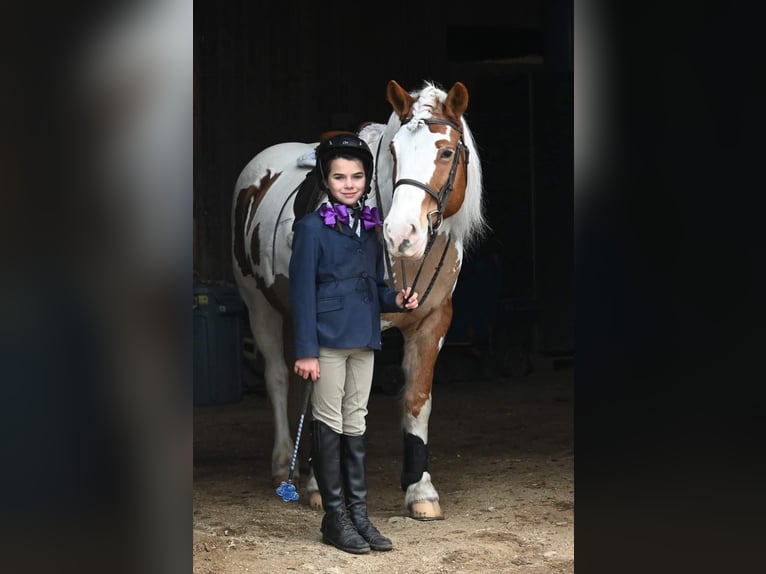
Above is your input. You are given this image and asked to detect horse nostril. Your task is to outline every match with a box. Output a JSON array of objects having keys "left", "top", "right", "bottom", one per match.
[
  {"left": 398, "top": 239, "right": 410, "bottom": 253},
  {"left": 410, "top": 224, "right": 416, "bottom": 236}
]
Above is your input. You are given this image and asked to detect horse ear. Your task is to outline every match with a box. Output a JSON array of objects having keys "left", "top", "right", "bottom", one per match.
[
  {"left": 386, "top": 80, "right": 414, "bottom": 121},
  {"left": 445, "top": 81, "right": 470, "bottom": 117}
]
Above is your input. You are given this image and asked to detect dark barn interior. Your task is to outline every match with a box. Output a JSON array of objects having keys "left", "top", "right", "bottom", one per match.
[{"left": 194, "top": 0, "right": 573, "bottom": 367}]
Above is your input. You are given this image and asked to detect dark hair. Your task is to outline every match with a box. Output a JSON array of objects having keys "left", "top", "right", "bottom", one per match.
[{"left": 315, "top": 134, "right": 373, "bottom": 197}]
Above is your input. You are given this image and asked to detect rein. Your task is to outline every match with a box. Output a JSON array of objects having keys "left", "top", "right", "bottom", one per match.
[
  {"left": 399, "top": 232, "right": 452, "bottom": 309},
  {"left": 373, "top": 137, "right": 397, "bottom": 293},
  {"left": 272, "top": 184, "right": 301, "bottom": 277},
  {"left": 373, "top": 117, "right": 468, "bottom": 307}
]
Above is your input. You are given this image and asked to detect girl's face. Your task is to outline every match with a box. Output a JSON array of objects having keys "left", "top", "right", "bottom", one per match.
[{"left": 326, "top": 157, "right": 366, "bottom": 207}]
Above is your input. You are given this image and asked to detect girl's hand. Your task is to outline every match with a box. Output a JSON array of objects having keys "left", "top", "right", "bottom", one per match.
[
  {"left": 294, "top": 357, "right": 320, "bottom": 381},
  {"left": 398, "top": 287, "right": 419, "bottom": 310}
]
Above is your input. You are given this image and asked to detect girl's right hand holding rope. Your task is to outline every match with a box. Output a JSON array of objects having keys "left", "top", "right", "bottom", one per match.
[{"left": 398, "top": 287, "right": 419, "bottom": 310}]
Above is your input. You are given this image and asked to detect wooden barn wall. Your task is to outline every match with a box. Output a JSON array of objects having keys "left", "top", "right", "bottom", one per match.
[
  {"left": 194, "top": 1, "right": 447, "bottom": 283},
  {"left": 194, "top": 0, "right": 573, "bottom": 354}
]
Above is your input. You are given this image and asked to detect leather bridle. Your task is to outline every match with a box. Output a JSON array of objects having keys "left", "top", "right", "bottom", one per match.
[
  {"left": 373, "top": 116, "right": 470, "bottom": 307},
  {"left": 391, "top": 118, "right": 469, "bottom": 236}
]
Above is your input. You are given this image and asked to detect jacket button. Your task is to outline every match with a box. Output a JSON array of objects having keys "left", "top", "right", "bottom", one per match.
[{"left": 361, "top": 272, "right": 368, "bottom": 278}]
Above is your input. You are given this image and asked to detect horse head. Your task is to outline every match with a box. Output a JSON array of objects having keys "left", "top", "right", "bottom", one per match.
[{"left": 382, "top": 80, "right": 476, "bottom": 260}]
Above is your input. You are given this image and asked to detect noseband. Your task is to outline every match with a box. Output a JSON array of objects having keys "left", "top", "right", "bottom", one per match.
[{"left": 391, "top": 118, "right": 469, "bottom": 236}]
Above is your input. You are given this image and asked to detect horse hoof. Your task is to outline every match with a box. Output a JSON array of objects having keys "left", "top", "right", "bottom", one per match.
[
  {"left": 408, "top": 500, "right": 444, "bottom": 521},
  {"left": 309, "top": 491, "right": 323, "bottom": 511}
]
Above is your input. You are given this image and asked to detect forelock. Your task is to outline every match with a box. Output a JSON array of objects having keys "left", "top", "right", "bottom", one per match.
[{"left": 405, "top": 82, "right": 446, "bottom": 132}]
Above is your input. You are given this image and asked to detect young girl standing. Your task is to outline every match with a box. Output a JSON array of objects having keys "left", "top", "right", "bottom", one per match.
[{"left": 290, "top": 134, "right": 418, "bottom": 554}]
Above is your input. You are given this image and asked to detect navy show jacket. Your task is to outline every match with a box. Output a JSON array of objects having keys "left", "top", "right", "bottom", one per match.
[{"left": 289, "top": 210, "right": 402, "bottom": 360}]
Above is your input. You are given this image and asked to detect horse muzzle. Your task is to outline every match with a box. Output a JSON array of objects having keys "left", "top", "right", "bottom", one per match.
[{"left": 384, "top": 221, "right": 427, "bottom": 259}]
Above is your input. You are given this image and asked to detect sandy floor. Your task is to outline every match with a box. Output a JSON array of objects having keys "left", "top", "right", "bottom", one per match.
[{"left": 193, "top": 360, "right": 573, "bottom": 573}]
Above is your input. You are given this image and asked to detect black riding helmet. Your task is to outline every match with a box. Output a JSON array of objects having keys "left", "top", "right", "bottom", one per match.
[{"left": 315, "top": 134, "right": 374, "bottom": 198}]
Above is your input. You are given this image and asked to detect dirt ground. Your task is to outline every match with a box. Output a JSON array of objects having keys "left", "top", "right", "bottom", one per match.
[{"left": 193, "top": 354, "right": 573, "bottom": 574}]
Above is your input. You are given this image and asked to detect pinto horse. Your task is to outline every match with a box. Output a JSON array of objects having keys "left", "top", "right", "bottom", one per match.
[{"left": 232, "top": 80, "right": 486, "bottom": 520}]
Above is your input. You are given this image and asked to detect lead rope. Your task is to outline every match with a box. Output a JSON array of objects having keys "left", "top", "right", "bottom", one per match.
[
  {"left": 400, "top": 232, "right": 451, "bottom": 309},
  {"left": 373, "top": 137, "right": 397, "bottom": 291}
]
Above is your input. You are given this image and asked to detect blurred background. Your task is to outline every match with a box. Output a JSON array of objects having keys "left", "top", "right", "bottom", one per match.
[{"left": 1, "top": 1, "right": 191, "bottom": 572}]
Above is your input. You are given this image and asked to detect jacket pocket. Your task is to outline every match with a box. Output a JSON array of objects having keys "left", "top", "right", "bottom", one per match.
[{"left": 317, "top": 296, "right": 343, "bottom": 313}]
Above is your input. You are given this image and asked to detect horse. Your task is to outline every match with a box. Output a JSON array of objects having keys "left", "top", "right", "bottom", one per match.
[{"left": 231, "top": 80, "right": 486, "bottom": 520}]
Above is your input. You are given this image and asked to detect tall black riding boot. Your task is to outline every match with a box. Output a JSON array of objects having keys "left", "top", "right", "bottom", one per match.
[
  {"left": 341, "top": 434, "right": 393, "bottom": 551},
  {"left": 311, "top": 421, "right": 370, "bottom": 554}
]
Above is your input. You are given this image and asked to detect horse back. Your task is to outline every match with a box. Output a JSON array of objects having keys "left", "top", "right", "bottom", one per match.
[{"left": 232, "top": 142, "right": 316, "bottom": 289}]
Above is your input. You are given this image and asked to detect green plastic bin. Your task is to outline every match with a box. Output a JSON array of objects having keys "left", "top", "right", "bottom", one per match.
[{"left": 193, "top": 283, "right": 245, "bottom": 406}]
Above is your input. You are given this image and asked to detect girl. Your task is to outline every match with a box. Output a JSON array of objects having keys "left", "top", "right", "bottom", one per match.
[{"left": 290, "top": 134, "right": 418, "bottom": 554}]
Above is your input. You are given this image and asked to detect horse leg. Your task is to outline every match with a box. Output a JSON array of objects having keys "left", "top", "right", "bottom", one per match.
[
  {"left": 399, "top": 301, "right": 453, "bottom": 520},
  {"left": 306, "top": 465, "right": 321, "bottom": 511},
  {"left": 246, "top": 288, "right": 294, "bottom": 488}
]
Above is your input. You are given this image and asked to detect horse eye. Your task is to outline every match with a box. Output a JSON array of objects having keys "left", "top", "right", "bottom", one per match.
[{"left": 439, "top": 149, "right": 454, "bottom": 160}]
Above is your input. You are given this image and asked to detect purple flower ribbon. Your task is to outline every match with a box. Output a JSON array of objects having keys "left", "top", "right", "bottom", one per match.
[
  {"left": 358, "top": 206, "right": 383, "bottom": 230},
  {"left": 319, "top": 202, "right": 349, "bottom": 226},
  {"left": 319, "top": 203, "right": 382, "bottom": 231}
]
